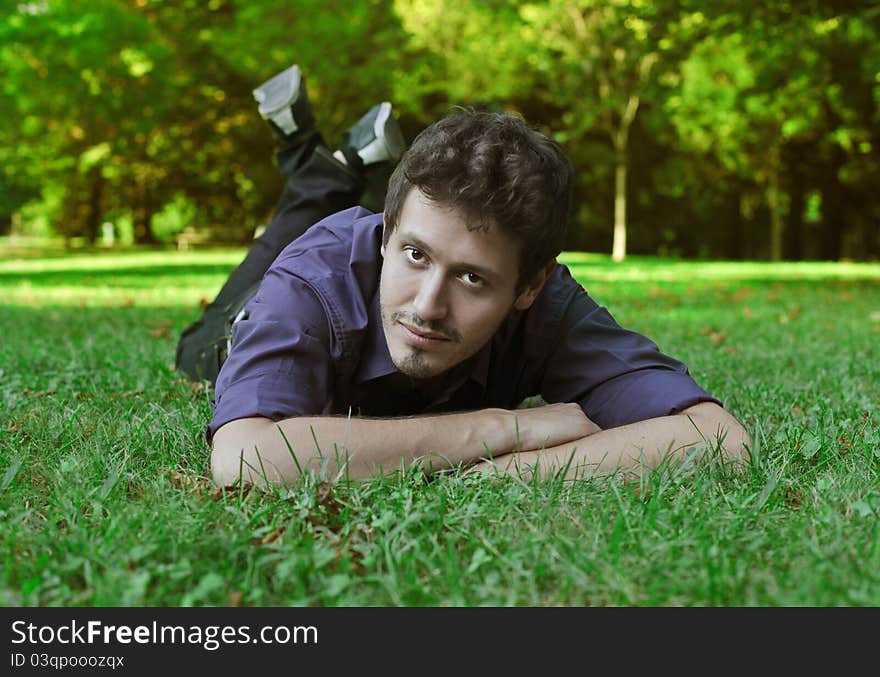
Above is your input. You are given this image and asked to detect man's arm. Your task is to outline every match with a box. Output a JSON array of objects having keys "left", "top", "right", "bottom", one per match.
[
  {"left": 468, "top": 402, "right": 750, "bottom": 480},
  {"left": 211, "top": 403, "right": 599, "bottom": 486}
]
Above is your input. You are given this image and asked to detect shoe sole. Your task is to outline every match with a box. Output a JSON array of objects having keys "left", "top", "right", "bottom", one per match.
[
  {"left": 357, "top": 102, "right": 407, "bottom": 165},
  {"left": 253, "top": 65, "right": 301, "bottom": 119}
]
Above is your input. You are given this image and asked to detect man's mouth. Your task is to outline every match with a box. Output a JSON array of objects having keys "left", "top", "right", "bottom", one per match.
[{"left": 398, "top": 321, "right": 451, "bottom": 343}]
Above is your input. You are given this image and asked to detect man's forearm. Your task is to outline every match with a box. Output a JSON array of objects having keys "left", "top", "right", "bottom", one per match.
[
  {"left": 212, "top": 409, "right": 515, "bottom": 485},
  {"left": 469, "top": 402, "right": 751, "bottom": 480},
  {"left": 211, "top": 401, "right": 598, "bottom": 486},
  {"left": 210, "top": 402, "right": 741, "bottom": 486}
]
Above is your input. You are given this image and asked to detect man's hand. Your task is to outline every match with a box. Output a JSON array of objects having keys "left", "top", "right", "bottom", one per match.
[
  {"left": 506, "top": 403, "right": 601, "bottom": 452},
  {"left": 470, "top": 402, "right": 750, "bottom": 480}
]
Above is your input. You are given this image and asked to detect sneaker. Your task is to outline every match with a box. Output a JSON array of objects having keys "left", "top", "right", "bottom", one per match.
[
  {"left": 252, "top": 64, "right": 313, "bottom": 136},
  {"left": 339, "top": 102, "right": 406, "bottom": 170}
]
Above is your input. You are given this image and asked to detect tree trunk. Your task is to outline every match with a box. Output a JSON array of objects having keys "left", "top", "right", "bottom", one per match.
[
  {"left": 819, "top": 143, "right": 846, "bottom": 261},
  {"left": 85, "top": 169, "right": 105, "bottom": 244},
  {"left": 738, "top": 191, "right": 756, "bottom": 259},
  {"left": 133, "top": 176, "right": 156, "bottom": 244},
  {"left": 611, "top": 146, "right": 627, "bottom": 262},
  {"left": 725, "top": 191, "right": 745, "bottom": 259},
  {"left": 863, "top": 209, "right": 879, "bottom": 260},
  {"left": 766, "top": 143, "right": 784, "bottom": 262},
  {"left": 784, "top": 142, "right": 806, "bottom": 261}
]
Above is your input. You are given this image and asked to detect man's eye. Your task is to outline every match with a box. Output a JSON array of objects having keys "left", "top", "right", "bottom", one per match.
[
  {"left": 404, "top": 247, "right": 424, "bottom": 263},
  {"left": 461, "top": 272, "right": 484, "bottom": 287}
]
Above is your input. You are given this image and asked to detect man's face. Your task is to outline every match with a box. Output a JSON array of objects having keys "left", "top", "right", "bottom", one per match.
[{"left": 380, "top": 189, "right": 540, "bottom": 380}]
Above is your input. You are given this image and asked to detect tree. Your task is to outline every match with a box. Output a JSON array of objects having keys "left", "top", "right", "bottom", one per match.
[
  {"left": 1, "top": 0, "right": 408, "bottom": 244},
  {"left": 666, "top": 4, "right": 880, "bottom": 260},
  {"left": 393, "top": 0, "right": 702, "bottom": 261},
  {"left": 516, "top": 0, "right": 700, "bottom": 261},
  {"left": 1, "top": 0, "right": 179, "bottom": 243}
]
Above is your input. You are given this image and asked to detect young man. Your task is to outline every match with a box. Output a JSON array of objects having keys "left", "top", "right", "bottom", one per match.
[{"left": 181, "top": 65, "right": 749, "bottom": 486}]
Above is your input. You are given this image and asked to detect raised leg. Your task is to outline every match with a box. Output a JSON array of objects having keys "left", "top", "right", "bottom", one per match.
[{"left": 175, "top": 65, "right": 406, "bottom": 385}]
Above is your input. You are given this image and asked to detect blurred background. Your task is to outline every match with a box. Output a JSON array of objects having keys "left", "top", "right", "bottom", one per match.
[{"left": 1, "top": 0, "right": 878, "bottom": 261}]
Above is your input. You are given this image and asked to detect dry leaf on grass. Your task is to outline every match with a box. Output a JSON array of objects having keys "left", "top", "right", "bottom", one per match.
[
  {"left": 699, "top": 328, "right": 728, "bottom": 347},
  {"left": 785, "top": 487, "right": 804, "bottom": 509},
  {"left": 209, "top": 484, "right": 253, "bottom": 501},
  {"left": 167, "top": 470, "right": 213, "bottom": 493},
  {"left": 252, "top": 525, "right": 286, "bottom": 546},
  {"left": 710, "top": 332, "right": 727, "bottom": 347},
  {"left": 167, "top": 470, "right": 253, "bottom": 502}
]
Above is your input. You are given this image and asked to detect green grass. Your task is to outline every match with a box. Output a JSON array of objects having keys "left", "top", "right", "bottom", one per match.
[{"left": 2, "top": 246, "right": 880, "bottom": 606}]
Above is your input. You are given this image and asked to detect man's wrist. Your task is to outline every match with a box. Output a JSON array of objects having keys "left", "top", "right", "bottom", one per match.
[
  {"left": 494, "top": 408, "right": 531, "bottom": 456},
  {"left": 474, "top": 408, "right": 519, "bottom": 461}
]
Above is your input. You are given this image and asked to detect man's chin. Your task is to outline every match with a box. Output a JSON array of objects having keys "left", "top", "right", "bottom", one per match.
[{"left": 391, "top": 350, "right": 446, "bottom": 380}]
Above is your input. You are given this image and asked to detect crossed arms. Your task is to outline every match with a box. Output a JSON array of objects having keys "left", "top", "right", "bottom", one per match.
[{"left": 210, "top": 401, "right": 750, "bottom": 486}]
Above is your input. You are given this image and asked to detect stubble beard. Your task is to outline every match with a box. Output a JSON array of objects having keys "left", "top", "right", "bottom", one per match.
[
  {"left": 395, "top": 348, "right": 434, "bottom": 379},
  {"left": 380, "top": 306, "right": 456, "bottom": 379}
]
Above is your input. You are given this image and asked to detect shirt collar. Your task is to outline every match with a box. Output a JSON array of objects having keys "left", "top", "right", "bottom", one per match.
[{"left": 353, "top": 286, "right": 397, "bottom": 384}]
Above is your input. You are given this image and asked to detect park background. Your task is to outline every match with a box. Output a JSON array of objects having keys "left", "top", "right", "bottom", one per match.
[
  {"left": 2, "top": 0, "right": 879, "bottom": 261},
  {"left": 2, "top": 1, "right": 880, "bottom": 607}
]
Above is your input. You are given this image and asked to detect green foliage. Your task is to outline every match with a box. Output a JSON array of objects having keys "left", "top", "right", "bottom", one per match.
[
  {"left": 151, "top": 193, "right": 199, "bottom": 244},
  {"left": 0, "top": 1, "right": 878, "bottom": 259}
]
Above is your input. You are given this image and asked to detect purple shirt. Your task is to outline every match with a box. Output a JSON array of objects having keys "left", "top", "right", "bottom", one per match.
[{"left": 208, "top": 207, "right": 719, "bottom": 441}]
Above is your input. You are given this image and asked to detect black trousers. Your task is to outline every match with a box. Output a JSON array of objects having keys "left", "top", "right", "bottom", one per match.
[{"left": 174, "top": 129, "right": 366, "bottom": 385}]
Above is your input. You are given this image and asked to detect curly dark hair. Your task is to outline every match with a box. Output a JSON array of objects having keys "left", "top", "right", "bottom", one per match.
[{"left": 383, "top": 108, "right": 573, "bottom": 293}]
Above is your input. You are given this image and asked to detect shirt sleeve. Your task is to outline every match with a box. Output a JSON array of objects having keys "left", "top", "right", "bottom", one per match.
[
  {"left": 206, "top": 267, "right": 336, "bottom": 443},
  {"left": 540, "top": 285, "right": 720, "bottom": 430}
]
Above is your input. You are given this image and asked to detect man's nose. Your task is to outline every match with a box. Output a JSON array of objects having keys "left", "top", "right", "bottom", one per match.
[{"left": 412, "top": 271, "right": 448, "bottom": 321}]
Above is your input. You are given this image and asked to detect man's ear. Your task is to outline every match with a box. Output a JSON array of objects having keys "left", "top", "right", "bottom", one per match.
[
  {"left": 514, "top": 260, "right": 557, "bottom": 311},
  {"left": 380, "top": 214, "right": 387, "bottom": 257}
]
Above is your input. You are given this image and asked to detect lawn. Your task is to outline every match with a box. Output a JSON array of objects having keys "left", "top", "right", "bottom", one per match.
[{"left": 2, "top": 245, "right": 880, "bottom": 606}]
